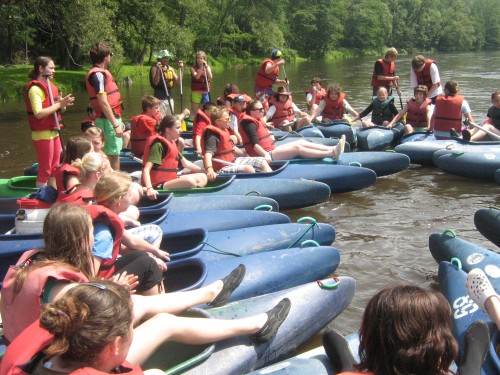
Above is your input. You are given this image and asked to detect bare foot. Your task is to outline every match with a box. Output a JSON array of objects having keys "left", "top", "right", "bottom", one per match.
[{"left": 332, "top": 135, "right": 346, "bottom": 160}]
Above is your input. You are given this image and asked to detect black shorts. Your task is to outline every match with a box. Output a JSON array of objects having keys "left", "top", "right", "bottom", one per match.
[{"left": 114, "top": 251, "right": 163, "bottom": 293}]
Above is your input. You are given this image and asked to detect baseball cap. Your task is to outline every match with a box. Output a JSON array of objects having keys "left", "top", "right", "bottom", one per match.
[{"left": 271, "top": 49, "right": 282, "bottom": 59}]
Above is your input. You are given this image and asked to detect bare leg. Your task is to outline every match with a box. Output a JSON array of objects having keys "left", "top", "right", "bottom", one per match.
[
  {"left": 162, "top": 174, "right": 208, "bottom": 189},
  {"left": 108, "top": 154, "right": 120, "bottom": 171}
]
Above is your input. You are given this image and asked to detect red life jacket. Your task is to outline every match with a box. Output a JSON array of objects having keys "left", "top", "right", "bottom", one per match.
[
  {"left": 434, "top": 95, "right": 464, "bottom": 133},
  {"left": 85, "top": 67, "right": 122, "bottom": 118},
  {"left": 322, "top": 93, "right": 346, "bottom": 121},
  {"left": 414, "top": 59, "right": 440, "bottom": 91},
  {"left": 24, "top": 80, "right": 63, "bottom": 131},
  {"left": 1, "top": 249, "right": 88, "bottom": 342},
  {"left": 269, "top": 96, "right": 295, "bottom": 127},
  {"left": 84, "top": 205, "right": 124, "bottom": 279},
  {"left": 371, "top": 58, "right": 395, "bottom": 88},
  {"left": 56, "top": 185, "right": 94, "bottom": 205},
  {"left": 240, "top": 115, "right": 275, "bottom": 156},
  {"left": 306, "top": 88, "right": 326, "bottom": 109},
  {"left": 1, "top": 320, "right": 143, "bottom": 375},
  {"left": 130, "top": 114, "right": 158, "bottom": 158},
  {"left": 406, "top": 98, "right": 431, "bottom": 128},
  {"left": 201, "top": 125, "right": 235, "bottom": 171},
  {"left": 51, "top": 163, "right": 81, "bottom": 193},
  {"left": 193, "top": 109, "right": 212, "bottom": 137},
  {"left": 191, "top": 65, "right": 209, "bottom": 93},
  {"left": 228, "top": 107, "right": 244, "bottom": 121},
  {"left": 141, "top": 135, "right": 179, "bottom": 186},
  {"left": 254, "top": 59, "right": 279, "bottom": 91}
]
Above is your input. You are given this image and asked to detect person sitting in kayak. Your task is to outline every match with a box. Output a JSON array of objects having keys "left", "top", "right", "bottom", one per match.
[
  {"left": 387, "top": 85, "right": 432, "bottom": 134},
  {"left": 354, "top": 87, "right": 399, "bottom": 128},
  {"left": 1, "top": 203, "right": 291, "bottom": 363},
  {"left": 312, "top": 83, "right": 359, "bottom": 124},
  {"left": 142, "top": 115, "right": 208, "bottom": 197},
  {"left": 240, "top": 100, "right": 346, "bottom": 162},
  {"left": 466, "top": 268, "right": 500, "bottom": 332},
  {"left": 266, "top": 86, "right": 312, "bottom": 132},
  {"left": 430, "top": 80, "right": 474, "bottom": 139},
  {"left": 193, "top": 101, "right": 217, "bottom": 155},
  {"left": 463, "top": 90, "right": 500, "bottom": 141},
  {"left": 202, "top": 107, "right": 272, "bottom": 180},
  {"left": 217, "top": 82, "right": 240, "bottom": 107},
  {"left": 227, "top": 93, "right": 252, "bottom": 145},
  {"left": 306, "top": 77, "right": 326, "bottom": 115}
]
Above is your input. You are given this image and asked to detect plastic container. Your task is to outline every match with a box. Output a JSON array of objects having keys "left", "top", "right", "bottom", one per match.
[{"left": 15, "top": 198, "right": 51, "bottom": 234}]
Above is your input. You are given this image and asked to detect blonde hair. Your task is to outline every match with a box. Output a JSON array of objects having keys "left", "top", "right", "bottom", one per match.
[
  {"left": 72, "top": 152, "right": 109, "bottom": 181},
  {"left": 84, "top": 127, "right": 105, "bottom": 144},
  {"left": 94, "top": 171, "right": 132, "bottom": 207},
  {"left": 385, "top": 47, "right": 398, "bottom": 59}
]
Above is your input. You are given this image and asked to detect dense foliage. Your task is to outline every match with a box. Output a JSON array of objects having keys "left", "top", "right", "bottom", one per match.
[{"left": 1, "top": 0, "right": 498, "bottom": 67}]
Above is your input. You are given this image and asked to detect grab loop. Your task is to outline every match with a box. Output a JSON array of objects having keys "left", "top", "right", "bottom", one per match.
[
  {"left": 349, "top": 161, "right": 362, "bottom": 167},
  {"left": 245, "top": 190, "right": 261, "bottom": 197},
  {"left": 317, "top": 277, "right": 340, "bottom": 290},
  {"left": 297, "top": 217, "right": 317, "bottom": 224},
  {"left": 450, "top": 257, "right": 462, "bottom": 270},
  {"left": 300, "top": 240, "right": 320, "bottom": 247},
  {"left": 443, "top": 229, "right": 457, "bottom": 238},
  {"left": 288, "top": 217, "right": 320, "bottom": 249},
  {"left": 200, "top": 242, "right": 242, "bottom": 257},
  {"left": 254, "top": 204, "right": 273, "bottom": 211},
  {"left": 385, "top": 149, "right": 395, "bottom": 153}
]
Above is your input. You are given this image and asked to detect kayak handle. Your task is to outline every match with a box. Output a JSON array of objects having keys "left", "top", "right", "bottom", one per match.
[
  {"left": 385, "top": 149, "right": 395, "bottom": 153},
  {"left": 245, "top": 190, "right": 261, "bottom": 196},
  {"left": 317, "top": 276, "right": 340, "bottom": 290},
  {"left": 254, "top": 204, "right": 273, "bottom": 211},
  {"left": 349, "top": 161, "right": 362, "bottom": 167},
  {"left": 297, "top": 216, "right": 317, "bottom": 224},
  {"left": 451, "top": 149, "right": 464, "bottom": 155},
  {"left": 443, "top": 229, "right": 456, "bottom": 238},
  {"left": 450, "top": 257, "right": 462, "bottom": 270},
  {"left": 300, "top": 240, "right": 320, "bottom": 248}
]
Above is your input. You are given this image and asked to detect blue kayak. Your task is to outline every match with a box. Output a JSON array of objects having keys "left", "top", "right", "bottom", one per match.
[
  {"left": 475, "top": 208, "right": 500, "bottom": 248},
  {"left": 356, "top": 123, "right": 405, "bottom": 151},
  {"left": 222, "top": 161, "right": 376, "bottom": 193},
  {"left": 496, "top": 169, "right": 500, "bottom": 184},
  {"left": 433, "top": 150, "right": 500, "bottom": 181},
  {"left": 142, "top": 277, "right": 356, "bottom": 374},
  {"left": 438, "top": 260, "right": 499, "bottom": 375},
  {"left": 312, "top": 121, "right": 357, "bottom": 147},
  {"left": 165, "top": 245, "right": 341, "bottom": 305}
]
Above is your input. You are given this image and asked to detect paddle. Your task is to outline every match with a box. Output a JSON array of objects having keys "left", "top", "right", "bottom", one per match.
[
  {"left": 395, "top": 85, "right": 403, "bottom": 110},
  {"left": 159, "top": 64, "right": 174, "bottom": 115},
  {"left": 179, "top": 60, "right": 184, "bottom": 109},
  {"left": 44, "top": 74, "right": 64, "bottom": 154},
  {"left": 465, "top": 120, "right": 500, "bottom": 141},
  {"left": 281, "top": 64, "right": 290, "bottom": 92},
  {"left": 203, "top": 63, "right": 211, "bottom": 102}
]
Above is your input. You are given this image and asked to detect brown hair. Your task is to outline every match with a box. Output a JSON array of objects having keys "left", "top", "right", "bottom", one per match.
[
  {"left": 444, "top": 80, "right": 460, "bottom": 96},
  {"left": 155, "top": 114, "right": 179, "bottom": 134},
  {"left": 412, "top": 55, "right": 426, "bottom": 70},
  {"left": 40, "top": 280, "right": 132, "bottom": 368},
  {"left": 63, "top": 136, "right": 92, "bottom": 164},
  {"left": 311, "top": 77, "right": 322, "bottom": 84},
  {"left": 13, "top": 204, "right": 95, "bottom": 297},
  {"left": 28, "top": 56, "right": 54, "bottom": 80},
  {"left": 89, "top": 42, "right": 112, "bottom": 65},
  {"left": 142, "top": 95, "right": 160, "bottom": 112},
  {"left": 245, "top": 99, "right": 263, "bottom": 115},
  {"left": 327, "top": 84, "right": 343, "bottom": 97},
  {"left": 414, "top": 85, "right": 429, "bottom": 97},
  {"left": 491, "top": 90, "right": 500, "bottom": 100},
  {"left": 223, "top": 83, "right": 240, "bottom": 99},
  {"left": 385, "top": 47, "right": 398, "bottom": 60},
  {"left": 94, "top": 171, "right": 131, "bottom": 208},
  {"left": 357, "top": 284, "right": 458, "bottom": 375},
  {"left": 84, "top": 127, "right": 105, "bottom": 144}
]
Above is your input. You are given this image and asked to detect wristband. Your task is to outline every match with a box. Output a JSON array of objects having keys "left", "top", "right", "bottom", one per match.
[{"left": 206, "top": 166, "right": 213, "bottom": 171}]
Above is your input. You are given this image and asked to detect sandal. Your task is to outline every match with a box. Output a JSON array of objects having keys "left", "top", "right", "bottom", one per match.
[{"left": 466, "top": 268, "right": 497, "bottom": 312}]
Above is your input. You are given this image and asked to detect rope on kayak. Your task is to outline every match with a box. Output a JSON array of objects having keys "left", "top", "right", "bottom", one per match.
[
  {"left": 199, "top": 242, "right": 243, "bottom": 257},
  {"left": 287, "top": 217, "right": 320, "bottom": 249}
]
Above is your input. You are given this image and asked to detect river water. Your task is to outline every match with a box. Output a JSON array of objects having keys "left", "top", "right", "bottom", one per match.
[{"left": 1, "top": 52, "right": 500, "bottom": 341}]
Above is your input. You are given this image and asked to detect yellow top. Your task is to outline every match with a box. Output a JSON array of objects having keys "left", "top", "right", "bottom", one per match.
[{"left": 28, "top": 85, "right": 59, "bottom": 140}]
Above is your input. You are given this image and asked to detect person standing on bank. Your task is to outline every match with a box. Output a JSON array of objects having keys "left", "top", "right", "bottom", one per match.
[
  {"left": 190, "top": 50, "right": 212, "bottom": 114},
  {"left": 150, "top": 50, "right": 182, "bottom": 118},
  {"left": 410, "top": 55, "right": 443, "bottom": 104},
  {"left": 371, "top": 47, "right": 399, "bottom": 96},
  {"left": 24, "top": 56, "right": 75, "bottom": 187},
  {"left": 86, "top": 42, "right": 124, "bottom": 171}
]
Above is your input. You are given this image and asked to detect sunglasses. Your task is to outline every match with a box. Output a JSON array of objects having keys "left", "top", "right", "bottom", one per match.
[
  {"left": 217, "top": 117, "right": 231, "bottom": 122},
  {"left": 252, "top": 107, "right": 265, "bottom": 112}
]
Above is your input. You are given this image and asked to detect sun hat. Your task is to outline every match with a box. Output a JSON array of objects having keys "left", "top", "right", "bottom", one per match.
[
  {"left": 273, "top": 86, "right": 292, "bottom": 99},
  {"left": 271, "top": 49, "right": 282, "bottom": 59},
  {"left": 154, "top": 50, "right": 172, "bottom": 59}
]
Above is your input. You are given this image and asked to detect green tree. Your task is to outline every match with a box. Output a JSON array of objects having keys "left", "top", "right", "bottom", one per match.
[
  {"left": 437, "top": 0, "right": 476, "bottom": 51},
  {"left": 471, "top": 0, "right": 500, "bottom": 50}
]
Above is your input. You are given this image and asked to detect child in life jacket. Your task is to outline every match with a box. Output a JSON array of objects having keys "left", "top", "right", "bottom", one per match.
[
  {"left": 192, "top": 101, "right": 217, "bottom": 155},
  {"left": 354, "top": 87, "right": 399, "bottom": 127},
  {"left": 387, "top": 85, "right": 432, "bottom": 134},
  {"left": 266, "top": 86, "right": 312, "bottom": 132},
  {"left": 313, "top": 84, "right": 360, "bottom": 124},
  {"left": 81, "top": 103, "right": 96, "bottom": 132},
  {"left": 306, "top": 77, "right": 326, "bottom": 115},
  {"left": 463, "top": 90, "right": 500, "bottom": 141},
  {"left": 84, "top": 126, "right": 107, "bottom": 155},
  {"left": 430, "top": 80, "right": 474, "bottom": 139}
]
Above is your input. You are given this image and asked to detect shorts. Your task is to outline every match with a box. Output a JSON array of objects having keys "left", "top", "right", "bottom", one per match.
[
  {"left": 127, "top": 224, "right": 163, "bottom": 247},
  {"left": 191, "top": 92, "right": 210, "bottom": 104},
  {"left": 218, "top": 157, "right": 266, "bottom": 173},
  {"left": 113, "top": 251, "right": 163, "bottom": 293},
  {"left": 95, "top": 117, "right": 123, "bottom": 156},
  {"left": 159, "top": 98, "right": 174, "bottom": 118}
]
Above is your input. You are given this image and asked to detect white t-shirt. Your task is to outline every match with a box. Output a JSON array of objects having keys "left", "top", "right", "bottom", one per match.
[
  {"left": 266, "top": 102, "right": 301, "bottom": 120},
  {"left": 410, "top": 63, "right": 443, "bottom": 98}
]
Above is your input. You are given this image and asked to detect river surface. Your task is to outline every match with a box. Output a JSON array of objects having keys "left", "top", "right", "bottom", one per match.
[{"left": 1, "top": 51, "right": 500, "bottom": 344}]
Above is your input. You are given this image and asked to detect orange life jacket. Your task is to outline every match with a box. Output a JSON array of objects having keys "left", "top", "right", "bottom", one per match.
[
  {"left": 1, "top": 249, "right": 88, "bottom": 342},
  {"left": 56, "top": 185, "right": 94, "bottom": 205},
  {"left": 51, "top": 163, "right": 81, "bottom": 193},
  {"left": 85, "top": 66, "right": 122, "bottom": 118},
  {"left": 84, "top": 205, "right": 125, "bottom": 279},
  {"left": 1, "top": 319, "right": 143, "bottom": 375},
  {"left": 130, "top": 113, "right": 158, "bottom": 158},
  {"left": 240, "top": 115, "right": 275, "bottom": 156},
  {"left": 307, "top": 88, "right": 326, "bottom": 109},
  {"left": 406, "top": 98, "right": 431, "bottom": 128},
  {"left": 191, "top": 65, "right": 209, "bottom": 93},
  {"left": 434, "top": 95, "right": 464, "bottom": 133},
  {"left": 24, "top": 80, "right": 63, "bottom": 131},
  {"left": 371, "top": 58, "right": 395, "bottom": 88},
  {"left": 269, "top": 96, "right": 295, "bottom": 127},
  {"left": 141, "top": 135, "right": 179, "bottom": 185},
  {"left": 322, "top": 93, "right": 346, "bottom": 121},
  {"left": 414, "top": 59, "right": 440, "bottom": 91},
  {"left": 201, "top": 125, "right": 235, "bottom": 171},
  {"left": 254, "top": 59, "right": 279, "bottom": 90},
  {"left": 193, "top": 109, "right": 212, "bottom": 136}
]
